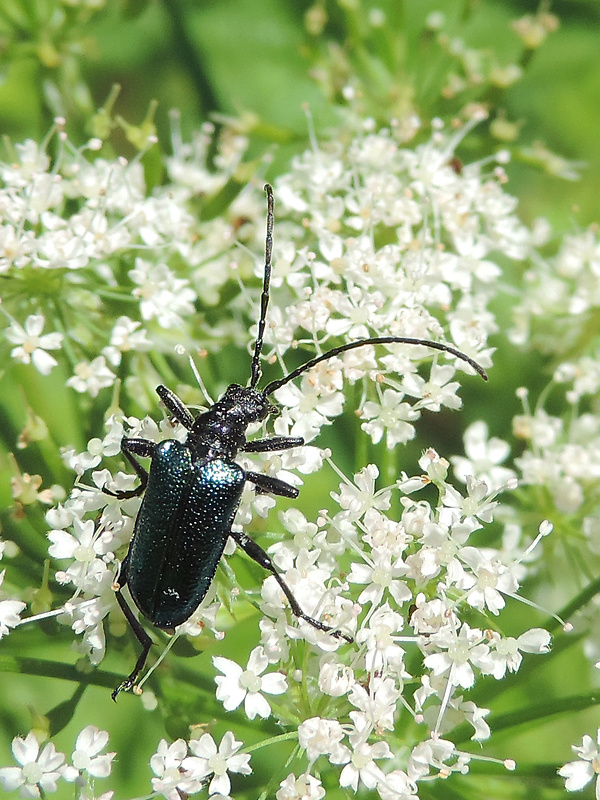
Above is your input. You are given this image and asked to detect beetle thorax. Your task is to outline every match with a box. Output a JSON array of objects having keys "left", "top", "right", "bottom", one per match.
[{"left": 188, "top": 384, "right": 270, "bottom": 459}]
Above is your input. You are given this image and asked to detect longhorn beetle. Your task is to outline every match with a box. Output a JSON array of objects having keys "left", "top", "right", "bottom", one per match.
[{"left": 108, "top": 184, "right": 487, "bottom": 699}]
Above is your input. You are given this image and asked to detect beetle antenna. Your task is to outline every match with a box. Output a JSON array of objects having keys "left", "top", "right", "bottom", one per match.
[
  {"left": 263, "top": 336, "right": 488, "bottom": 396},
  {"left": 249, "top": 184, "right": 274, "bottom": 388}
]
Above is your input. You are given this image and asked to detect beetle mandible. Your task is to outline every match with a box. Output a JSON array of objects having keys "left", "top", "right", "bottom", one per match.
[{"left": 108, "top": 184, "right": 487, "bottom": 699}]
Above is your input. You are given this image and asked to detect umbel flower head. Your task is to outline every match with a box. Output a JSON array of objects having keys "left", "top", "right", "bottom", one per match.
[{"left": 0, "top": 110, "right": 568, "bottom": 799}]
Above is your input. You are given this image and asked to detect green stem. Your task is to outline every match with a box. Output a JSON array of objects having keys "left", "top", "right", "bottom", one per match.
[
  {"left": 451, "top": 689, "right": 600, "bottom": 745},
  {"left": 159, "top": 0, "right": 221, "bottom": 117}
]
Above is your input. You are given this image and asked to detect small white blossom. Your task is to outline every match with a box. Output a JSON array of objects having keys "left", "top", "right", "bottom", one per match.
[
  {"left": 361, "top": 388, "right": 419, "bottom": 448},
  {"left": 376, "top": 768, "right": 418, "bottom": 800},
  {"left": 213, "top": 646, "right": 287, "bottom": 720},
  {"left": 450, "top": 546, "right": 519, "bottom": 614},
  {"left": 451, "top": 421, "right": 516, "bottom": 490},
  {"left": 332, "top": 465, "right": 391, "bottom": 521},
  {"left": 443, "top": 476, "right": 498, "bottom": 523},
  {"left": 298, "top": 718, "right": 346, "bottom": 763},
  {"left": 423, "top": 623, "right": 491, "bottom": 689},
  {"left": 336, "top": 718, "right": 393, "bottom": 791},
  {"left": 103, "top": 315, "right": 151, "bottom": 365},
  {"left": 348, "top": 678, "right": 400, "bottom": 731},
  {"left": 407, "top": 738, "right": 468, "bottom": 782},
  {"left": 348, "top": 549, "right": 411, "bottom": 607},
  {"left": 486, "top": 628, "right": 551, "bottom": 679},
  {"left": 276, "top": 772, "right": 325, "bottom": 800},
  {"left": 5, "top": 314, "right": 63, "bottom": 375},
  {"left": 559, "top": 729, "right": 600, "bottom": 795},
  {"left": 0, "top": 570, "right": 26, "bottom": 638},
  {"left": 67, "top": 726, "right": 115, "bottom": 781},
  {"left": 66, "top": 356, "right": 115, "bottom": 397},
  {"left": 182, "top": 732, "right": 251, "bottom": 797},
  {"left": 150, "top": 739, "right": 192, "bottom": 800},
  {"left": 0, "top": 733, "right": 68, "bottom": 798},
  {"left": 129, "top": 258, "right": 196, "bottom": 329}
]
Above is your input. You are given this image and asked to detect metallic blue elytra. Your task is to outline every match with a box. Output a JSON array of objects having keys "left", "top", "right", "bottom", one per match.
[
  {"left": 107, "top": 185, "right": 486, "bottom": 700},
  {"left": 126, "top": 441, "right": 245, "bottom": 629}
]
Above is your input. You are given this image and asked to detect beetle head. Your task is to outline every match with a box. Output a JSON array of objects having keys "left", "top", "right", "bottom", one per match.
[{"left": 221, "top": 383, "right": 273, "bottom": 423}]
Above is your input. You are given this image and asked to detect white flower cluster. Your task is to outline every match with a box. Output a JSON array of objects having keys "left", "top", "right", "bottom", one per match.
[
  {"left": 0, "top": 122, "right": 257, "bottom": 398},
  {"left": 2, "top": 112, "right": 523, "bottom": 431},
  {"left": 257, "top": 115, "right": 526, "bottom": 444},
  {"left": 5, "top": 110, "right": 596, "bottom": 797},
  {"left": 0, "top": 727, "right": 114, "bottom": 799},
  {"left": 150, "top": 731, "right": 251, "bottom": 800},
  {"left": 39, "top": 412, "right": 550, "bottom": 797}
]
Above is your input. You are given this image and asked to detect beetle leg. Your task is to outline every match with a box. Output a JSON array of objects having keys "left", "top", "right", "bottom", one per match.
[
  {"left": 112, "top": 558, "right": 154, "bottom": 700},
  {"left": 104, "top": 438, "right": 153, "bottom": 499},
  {"left": 245, "top": 470, "right": 299, "bottom": 498},
  {"left": 231, "top": 529, "right": 353, "bottom": 644},
  {"left": 241, "top": 436, "right": 304, "bottom": 453},
  {"left": 156, "top": 385, "right": 195, "bottom": 430}
]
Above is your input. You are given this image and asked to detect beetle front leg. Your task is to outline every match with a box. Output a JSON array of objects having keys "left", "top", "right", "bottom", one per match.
[
  {"left": 112, "top": 558, "right": 154, "bottom": 700},
  {"left": 241, "top": 435, "right": 304, "bottom": 454},
  {"left": 231, "top": 529, "right": 353, "bottom": 643},
  {"left": 104, "top": 438, "right": 154, "bottom": 499},
  {"left": 245, "top": 470, "right": 299, "bottom": 498}
]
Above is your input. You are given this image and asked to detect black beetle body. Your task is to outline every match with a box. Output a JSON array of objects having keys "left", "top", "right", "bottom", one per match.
[{"left": 109, "top": 186, "right": 487, "bottom": 699}]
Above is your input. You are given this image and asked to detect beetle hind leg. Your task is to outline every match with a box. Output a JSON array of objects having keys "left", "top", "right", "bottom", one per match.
[
  {"left": 112, "top": 561, "right": 154, "bottom": 700},
  {"left": 231, "top": 530, "right": 353, "bottom": 644}
]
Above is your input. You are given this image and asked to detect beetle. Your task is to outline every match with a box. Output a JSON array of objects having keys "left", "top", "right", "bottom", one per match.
[{"left": 107, "top": 184, "right": 487, "bottom": 699}]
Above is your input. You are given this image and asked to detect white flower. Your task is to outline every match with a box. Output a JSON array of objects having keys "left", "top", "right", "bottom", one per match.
[
  {"left": 443, "top": 476, "right": 498, "bottom": 523},
  {"left": 5, "top": 314, "right": 63, "bottom": 375},
  {"left": 129, "top": 258, "right": 196, "bottom": 329},
  {"left": 355, "top": 603, "right": 407, "bottom": 675},
  {"left": 348, "top": 549, "right": 411, "bottom": 607},
  {"left": 66, "top": 356, "right": 115, "bottom": 397},
  {"left": 102, "top": 315, "right": 151, "bottom": 365},
  {"left": 337, "top": 719, "right": 393, "bottom": 792},
  {"left": 559, "top": 729, "right": 600, "bottom": 795},
  {"left": 403, "top": 364, "right": 462, "bottom": 412},
  {"left": 486, "top": 628, "right": 551, "bottom": 679},
  {"left": 332, "top": 464, "right": 391, "bottom": 521},
  {"left": 451, "top": 546, "right": 519, "bottom": 614},
  {"left": 276, "top": 772, "right": 325, "bottom": 800},
  {"left": 273, "top": 379, "right": 345, "bottom": 442},
  {"left": 297, "top": 718, "right": 346, "bottom": 763},
  {"left": 0, "top": 570, "right": 26, "bottom": 639},
  {"left": 0, "top": 732, "right": 67, "bottom": 798},
  {"left": 66, "top": 726, "right": 115, "bottom": 780},
  {"left": 423, "top": 623, "right": 491, "bottom": 689},
  {"left": 407, "top": 738, "right": 467, "bottom": 782},
  {"left": 213, "top": 646, "right": 287, "bottom": 720},
  {"left": 150, "top": 739, "right": 194, "bottom": 800},
  {"left": 348, "top": 678, "right": 399, "bottom": 731},
  {"left": 182, "top": 732, "right": 251, "bottom": 797},
  {"left": 376, "top": 768, "right": 418, "bottom": 800},
  {"left": 451, "top": 421, "right": 516, "bottom": 491},
  {"left": 48, "top": 518, "right": 111, "bottom": 561},
  {"left": 361, "top": 388, "right": 419, "bottom": 448},
  {"left": 317, "top": 658, "right": 355, "bottom": 697}
]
